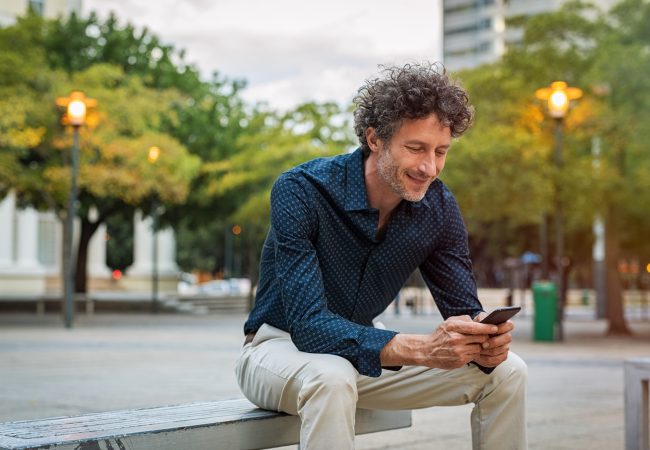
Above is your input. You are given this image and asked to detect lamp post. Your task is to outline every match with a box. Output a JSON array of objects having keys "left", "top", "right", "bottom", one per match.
[
  {"left": 224, "top": 224, "right": 242, "bottom": 279},
  {"left": 148, "top": 146, "right": 161, "bottom": 313},
  {"left": 535, "top": 81, "right": 582, "bottom": 341},
  {"left": 56, "top": 91, "right": 96, "bottom": 329}
]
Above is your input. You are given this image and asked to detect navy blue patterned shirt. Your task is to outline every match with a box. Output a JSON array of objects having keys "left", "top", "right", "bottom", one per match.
[{"left": 244, "top": 148, "right": 484, "bottom": 377}]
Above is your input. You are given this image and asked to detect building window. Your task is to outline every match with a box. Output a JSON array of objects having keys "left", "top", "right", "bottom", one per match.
[
  {"left": 444, "top": 0, "right": 496, "bottom": 14},
  {"left": 477, "top": 41, "right": 492, "bottom": 52},
  {"left": 444, "top": 41, "right": 493, "bottom": 58},
  {"left": 28, "top": 0, "right": 44, "bottom": 16},
  {"left": 446, "top": 18, "right": 493, "bottom": 36}
]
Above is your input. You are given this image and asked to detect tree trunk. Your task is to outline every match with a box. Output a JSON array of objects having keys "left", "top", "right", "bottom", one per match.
[
  {"left": 74, "top": 216, "right": 101, "bottom": 294},
  {"left": 605, "top": 204, "right": 631, "bottom": 335}
]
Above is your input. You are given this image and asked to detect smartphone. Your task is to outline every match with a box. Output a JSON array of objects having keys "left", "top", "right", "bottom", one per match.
[{"left": 480, "top": 306, "right": 521, "bottom": 325}]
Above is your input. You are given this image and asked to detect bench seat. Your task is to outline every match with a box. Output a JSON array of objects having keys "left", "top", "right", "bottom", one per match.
[
  {"left": 625, "top": 358, "right": 650, "bottom": 450},
  {"left": 0, "top": 398, "right": 411, "bottom": 450}
]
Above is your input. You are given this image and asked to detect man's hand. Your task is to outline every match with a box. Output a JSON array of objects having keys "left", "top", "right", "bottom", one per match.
[
  {"left": 380, "top": 315, "right": 499, "bottom": 370},
  {"left": 471, "top": 312, "right": 515, "bottom": 368}
]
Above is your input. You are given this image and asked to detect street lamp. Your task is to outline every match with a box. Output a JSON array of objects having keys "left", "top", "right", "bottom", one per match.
[
  {"left": 56, "top": 91, "right": 97, "bottom": 329},
  {"left": 535, "top": 81, "right": 582, "bottom": 341},
  {"left": 148, "top": 146, "right": 160, "bottom": 313},
  {"left": 224, "top": 224, "right": 242, "bottom": 279}
]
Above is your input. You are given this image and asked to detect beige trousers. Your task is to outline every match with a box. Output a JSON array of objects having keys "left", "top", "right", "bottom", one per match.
[{"left": 235, "top": 323, "right": 527, "bottom": 450}]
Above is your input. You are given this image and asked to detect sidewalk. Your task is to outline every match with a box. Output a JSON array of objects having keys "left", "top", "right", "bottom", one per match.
[{"left": 0, "top": 310, "right": 648, "bottom": 449}]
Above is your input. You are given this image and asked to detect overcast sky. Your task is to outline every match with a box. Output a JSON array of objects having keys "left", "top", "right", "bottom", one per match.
[{"left": 83, "top": 0, "right": 443, "bottom": 110}]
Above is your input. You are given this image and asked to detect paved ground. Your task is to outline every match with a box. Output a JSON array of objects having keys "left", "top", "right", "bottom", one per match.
[{"left": 0, "top": 306, "right": 649, "bottom": 449}]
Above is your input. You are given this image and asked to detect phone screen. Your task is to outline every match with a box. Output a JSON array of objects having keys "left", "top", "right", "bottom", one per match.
[{"left": 480, "top": 306, "right": 521, "bottom": 325}]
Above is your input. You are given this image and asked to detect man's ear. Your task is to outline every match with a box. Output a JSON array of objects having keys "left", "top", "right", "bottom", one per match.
[{"left": 365, "top": 128, "right": 382, "bottom": 154}]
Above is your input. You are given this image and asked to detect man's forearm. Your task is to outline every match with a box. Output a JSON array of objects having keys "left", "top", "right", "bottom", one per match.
[
  {"left": 379, "top": 317, "right": 499, "bottom": 370},
  {"left": 380, "top": 333, "right": 429, "bottom": 367}
]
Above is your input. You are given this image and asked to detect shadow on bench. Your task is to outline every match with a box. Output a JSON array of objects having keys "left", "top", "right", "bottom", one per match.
[{"left": 0, "top": 398, "right": 412, "bottom": 450}]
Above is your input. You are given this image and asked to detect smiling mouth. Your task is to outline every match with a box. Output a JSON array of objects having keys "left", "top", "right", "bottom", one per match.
[{"left": 406, "top": 173, "right": 431, "bottom": 185}]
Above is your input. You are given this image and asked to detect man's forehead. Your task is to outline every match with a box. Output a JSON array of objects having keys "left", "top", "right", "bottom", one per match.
[{"left": 394, "top": 115, "right": 451, "bottom": 139}]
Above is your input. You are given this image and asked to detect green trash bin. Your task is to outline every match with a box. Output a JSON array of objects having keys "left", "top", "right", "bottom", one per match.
[{"left": 532, "top": 281, "right": 557, "bottom": 341}]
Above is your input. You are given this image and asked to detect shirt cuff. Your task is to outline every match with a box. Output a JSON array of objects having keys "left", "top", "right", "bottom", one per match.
[
  {"left": 471, "top": 310, "right": 485, "bottom": 320},
  {"left": 356, "top": 327, "right": 399, "bottom": 377},
  {"left": 470, "top": 361, "right": 495, "bottom": 374}
]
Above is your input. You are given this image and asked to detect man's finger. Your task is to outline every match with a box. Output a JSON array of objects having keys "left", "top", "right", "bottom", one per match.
[
  {"left": 446, "top": 318, "right": 498, "bottom": 335},
  {"left": 458, "top": 333, "right": 491, "bottom": 345},
  {"left": 482, "top": 332, "right": 512, "bottom": 349},
  {"left": 494, "top": 320, "right": 515, "bottom": 334},
  {"left": 480, "top": 344, "right": 510, "bottom": 357}
]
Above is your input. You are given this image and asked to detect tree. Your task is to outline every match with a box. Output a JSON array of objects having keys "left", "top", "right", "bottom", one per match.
[
  {"left": 195, "top": 101, "right": 356, "bottom": 291},
  {"left": 0, "top": 13, "right": 201, "bottom": 293},
  {"left": 442, "top": 66, "right": 553, "bottom": 268},
  {"left": 163, "top": 74, "right": 251, "bottom": 276},
  {"left": 448, "top": 0, "right": 650, "bottom": 334},
  {"left": 586, "top": 0, "right": 650, "bottom": 334},
  {"left": 43, "top": 11, "right": 204, "bottom": 93}
]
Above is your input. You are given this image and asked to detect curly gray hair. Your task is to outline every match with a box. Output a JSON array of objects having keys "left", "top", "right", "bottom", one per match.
[{"left": 353, "top": 62, "right": 474, "bottom": 155}]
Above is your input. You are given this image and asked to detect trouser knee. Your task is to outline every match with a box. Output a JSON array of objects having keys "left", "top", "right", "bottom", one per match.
[
  {"left": 296, "top": 359, "right": 358, "bottom": 449},
  {"left": 504, "top": 352, "right": 528, "bottom": 385},
  {"left": 490, "top": 352, "right": 528, "bottom": 400},
  {"left": 298, "top": 361, "right": 358, "bottom": 411}
]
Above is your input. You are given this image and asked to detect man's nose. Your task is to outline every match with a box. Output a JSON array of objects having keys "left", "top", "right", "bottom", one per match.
[{"left": 418, "top": 157, "right": 437, "bottom": 177}]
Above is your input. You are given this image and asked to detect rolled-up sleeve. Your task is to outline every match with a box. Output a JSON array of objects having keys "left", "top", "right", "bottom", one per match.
[{"left": 271, "top": 174, "right": 397, "bottom": 377}]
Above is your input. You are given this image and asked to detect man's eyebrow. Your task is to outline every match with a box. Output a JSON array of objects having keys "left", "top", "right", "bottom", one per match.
[
  {"left": 403, "top": 140, "right": 451, "bottom": 149},
  {"left": 403, "top": 139, "right": 428, "bottom": 146}
]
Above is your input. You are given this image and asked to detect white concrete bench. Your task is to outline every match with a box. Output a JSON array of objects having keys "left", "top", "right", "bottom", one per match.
[
  {"left": 0, "top": 398, "right": 411, "bottom": 450},
  {"left": 625, "top": 358, "right": 650, "bottom": 450}
]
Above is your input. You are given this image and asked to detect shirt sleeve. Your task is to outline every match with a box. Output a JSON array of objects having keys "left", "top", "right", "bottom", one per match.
[
  {"left": 270, "top": 173, "right": 397, "bottom": 377},
  {"left": 419, "top": 188, "right": 484, "bottom": 319}
]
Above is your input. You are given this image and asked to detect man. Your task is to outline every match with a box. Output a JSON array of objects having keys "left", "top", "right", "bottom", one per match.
[{"left": 236, "top": 63, "right": 527, "bottom": 450}]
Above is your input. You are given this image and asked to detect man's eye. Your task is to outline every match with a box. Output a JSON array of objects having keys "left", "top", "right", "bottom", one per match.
[{"left": 406, "top": 146, "right": 423, "bottom": 152}]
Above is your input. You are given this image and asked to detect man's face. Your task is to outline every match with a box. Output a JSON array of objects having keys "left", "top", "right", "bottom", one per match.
[{"left": 375, "top": 114, "right": 452, "bottom": 202}]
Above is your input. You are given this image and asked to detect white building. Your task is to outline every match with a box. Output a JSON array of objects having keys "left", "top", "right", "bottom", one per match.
[
  {"left": 0, "top": 194, "right": 180, "bottom": 296},
  {"left": 442, "top": 0, "right": 619, "bottom": 71},
  {"left": 0, "top": 0, "right": 81, "bottom": 26},
  {"left": 0, "top": 0, "right": 179, "bottom": 297}
]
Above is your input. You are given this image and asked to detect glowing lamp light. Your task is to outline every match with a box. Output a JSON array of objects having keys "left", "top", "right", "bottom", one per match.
[
  {"left": 148, "top": 146, "right": 161, "bottom": 164},
  {"left": 535, "top": 81, "right": 582, "bottom": 119},
  {"left": 112, "top": 269, "right": 123, "bottom": 280},
  {"left": 67, "top": 99, "right": 87, "bottom": 125},
  {"left": 549, "top": 90, "right": 568, "bottom": 117},
  {"left": 232, "top": 225, "right": 242, "bottom": 235},
  {"left": 56, "top": 91, "right": 96, "bottom": 126}
]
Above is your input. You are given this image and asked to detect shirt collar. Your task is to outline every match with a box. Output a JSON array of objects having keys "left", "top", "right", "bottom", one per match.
[
  {"left": 411, "top": 191, "right": 432, "bottom": 209},
  {"left": 344, "top": 148, "right": 371, "bottom": 211},
  {"left": 344, "top": 147, "right": 433, "bottom": 211}
]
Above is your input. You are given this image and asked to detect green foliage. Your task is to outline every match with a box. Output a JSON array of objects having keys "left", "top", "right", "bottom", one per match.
[
  {"left": 447, "top": 0, "right": 650, "bottom": 271},
  {"left": 218, "top": 102, "right": 353, "bottom": 220},
  {"left": 174, "top": 101, "right": 355, "bottom": 275},
  {"left": 444, "top": 66, "right": 552, "bottom": 229},
  {"left": 43, "top": 11, "right": 203, "bottom": 93},
  {"left": 3, "top": 0, "right": 648, "bottom": 289},
  {"left": 0, "top": 11, "right": 203, "bottom": 290}
]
